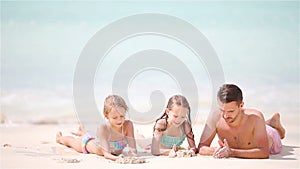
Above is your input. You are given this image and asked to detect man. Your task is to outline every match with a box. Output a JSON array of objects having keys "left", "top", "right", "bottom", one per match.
[{"left": 198, "top": 84, "right": 285, "bottom": 159}]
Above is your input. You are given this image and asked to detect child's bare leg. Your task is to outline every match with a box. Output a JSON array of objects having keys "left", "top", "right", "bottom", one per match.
[
  {"left": 266, "top": 112, "right": 285, "bottom": 139},
  {"left": 71, "top": 125, "right": 85, "bottom": 136},
  {"left": 85, "top": 140, "right": 104, "bottom": 156},
  {"left": 56, "top": 132, "right": 83, "bottom": 153}
]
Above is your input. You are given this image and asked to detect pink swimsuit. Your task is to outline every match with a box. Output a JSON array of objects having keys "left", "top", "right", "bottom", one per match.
[{"left": 266, "top": 125, "right": 282, "bottom": 154}]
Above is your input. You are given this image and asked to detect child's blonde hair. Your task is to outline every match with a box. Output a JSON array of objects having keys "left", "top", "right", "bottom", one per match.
[{"left": 103, "top": 95, "right": 128, "bottom": 116}]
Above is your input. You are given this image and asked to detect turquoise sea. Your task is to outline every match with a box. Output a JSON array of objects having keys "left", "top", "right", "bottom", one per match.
[{"left": 1, "top": 1, "right": 299, "bottom": 124}]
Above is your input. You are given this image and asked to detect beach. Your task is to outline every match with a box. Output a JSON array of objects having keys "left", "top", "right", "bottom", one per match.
[
  {"left": 1, "top": 113, "right": 299, "bottom": 169},
  {"left": 1, "top": 1, "right": 299, "bottom": 169}
]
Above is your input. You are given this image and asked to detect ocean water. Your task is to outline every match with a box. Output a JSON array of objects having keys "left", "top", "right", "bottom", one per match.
[{"left": 1, "top": 1, "right": 299, "bottom": 124}]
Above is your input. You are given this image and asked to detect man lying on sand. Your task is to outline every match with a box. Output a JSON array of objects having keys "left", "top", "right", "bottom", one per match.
[{"left": 198, "top": 84, "right": 285, "bottom": 159}]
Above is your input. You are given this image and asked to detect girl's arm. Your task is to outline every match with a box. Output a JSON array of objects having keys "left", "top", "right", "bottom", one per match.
[
  {"left": 102, "top": 151, "right": 119, "bottom": 161},
  {"left": 96, "top": 125, "right": 119, "bottom": 161},
  {"left": 124, "top": 120, "right": 137, "bottom": 155},
  {"left": 183, "top": 121, "right": 197, "bottom": 153},
  {"left": 151, "top": 119, "right": 165, "bottom": 155}
]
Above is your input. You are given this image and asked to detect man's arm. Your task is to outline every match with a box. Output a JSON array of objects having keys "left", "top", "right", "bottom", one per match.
[
  {"left": 215, "top": 115, "right": 270, "bottom": 159},
  {"left": 198, "top": 110, "right": 220, "bottom": 155},
  {"left": 198, "top": 124, "right": 218, "bottom": 155}
]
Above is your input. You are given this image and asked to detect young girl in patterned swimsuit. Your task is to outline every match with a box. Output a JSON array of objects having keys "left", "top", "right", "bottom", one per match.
[
  {"left": 151, "top": 95, "right": 197, "bottom": 156},
  {"left": 56, "top": 95, "right": 137, "bottom": 161}
]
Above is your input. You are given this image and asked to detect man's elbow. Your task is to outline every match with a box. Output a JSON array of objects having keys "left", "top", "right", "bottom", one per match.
[
  {"left": 198, "top": 147, "right": 205, "bottom": 155},
  {"left": 198, "top": 147, "right": 212, "bottom": 155},
  {"left": 254, "top": 148, "right": 269, "bottom": 159},
  {"left": 198, "top": 143, "right": 211, "bottom": 155},
  {"left": 262, "top": 154, "right": 269, "bottom": 159},
  {"left": 260, "top": 150, "right": 269, "bottom": 159}
]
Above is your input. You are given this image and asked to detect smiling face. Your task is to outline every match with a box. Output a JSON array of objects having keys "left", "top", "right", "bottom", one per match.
[
  {"left": 105, "top": 107, "right": 126, "bottom": 129},
  {"left": 218, "top": 99, "right": 244, "bottom": 124},
  {"left": 166, "top": 105, "right": 188, "bottom": 127}
]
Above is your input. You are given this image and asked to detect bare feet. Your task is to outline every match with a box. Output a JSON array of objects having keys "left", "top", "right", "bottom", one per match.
[
  {"left": 56, "top": 132, "right": 63, "bottom": 144},
  {"left": 71, "top": 125, "right": 85, "bottom": 136},
  {"left": 266, "top": 112, "right": 285, "bottom": 139}
]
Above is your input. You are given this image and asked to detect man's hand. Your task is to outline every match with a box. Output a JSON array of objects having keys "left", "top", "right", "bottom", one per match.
[{"left": 213, "top": 139, "right": 232, "bottom": 158}]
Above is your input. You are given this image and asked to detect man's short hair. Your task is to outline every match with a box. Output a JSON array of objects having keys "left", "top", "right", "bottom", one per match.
[{"left": 217, "top": 84, "right": 243, "bottom": 104}]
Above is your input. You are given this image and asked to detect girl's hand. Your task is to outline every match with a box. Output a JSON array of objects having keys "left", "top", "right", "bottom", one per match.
[
  {"left": 127, "top": 147, "right": 138, "bottom": 157},
  {"left": 189, "top": 148, "right": 196, "bottom": 157}
]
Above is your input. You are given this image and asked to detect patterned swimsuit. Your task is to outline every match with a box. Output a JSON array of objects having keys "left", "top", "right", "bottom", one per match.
[{"left": 81, "top": 124, "right": 127, "bottom": 154}]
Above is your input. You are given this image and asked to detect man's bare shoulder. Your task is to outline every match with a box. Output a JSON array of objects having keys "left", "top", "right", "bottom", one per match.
[
  {"left": 243, "top": 108, "right": 265, "bottom": 120},
  {"left": 207, "top": 109, "right": 222, "bottom": 127}
]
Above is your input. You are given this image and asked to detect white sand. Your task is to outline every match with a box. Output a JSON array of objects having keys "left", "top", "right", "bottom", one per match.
[{"left": 0, "top": 114, "right": 299, "bottom": 169}]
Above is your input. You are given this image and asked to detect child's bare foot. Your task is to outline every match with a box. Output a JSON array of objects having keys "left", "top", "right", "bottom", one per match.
[
  {"left": 56, "top": 132, "right": 63, "bottom": 144},
  {"left": 71, "top": 125, "right": 85, "bottom": 136},
  {"left": 266, "top": 112, "right": 285, "bottom": 139}
]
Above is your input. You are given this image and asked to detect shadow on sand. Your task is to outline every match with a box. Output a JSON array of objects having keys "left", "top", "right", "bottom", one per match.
[{"left": 270, "top": 145, "right": 299, "bottom": 160}]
